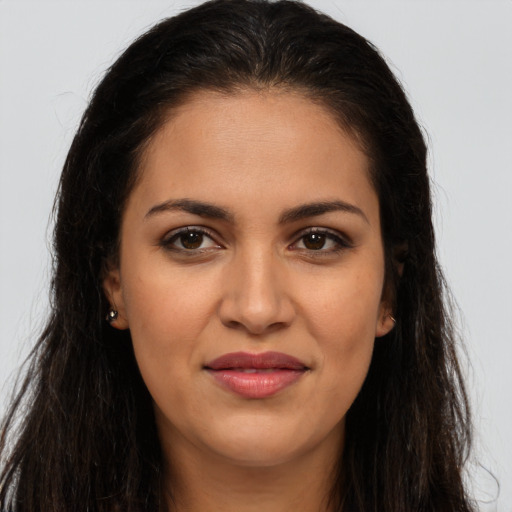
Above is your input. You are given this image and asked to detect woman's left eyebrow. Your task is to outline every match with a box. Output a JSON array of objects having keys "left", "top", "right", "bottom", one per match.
[{"left": 278, "top": 200, "right": 369, "bottom": 225}]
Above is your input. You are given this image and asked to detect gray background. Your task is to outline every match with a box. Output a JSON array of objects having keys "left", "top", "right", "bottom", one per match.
[{"left": 1, "top": 1, "right": 510, "bottom": 509}]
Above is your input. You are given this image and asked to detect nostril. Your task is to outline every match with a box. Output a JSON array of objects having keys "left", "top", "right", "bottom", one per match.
[
  {"left": 224, "top": 319, "right": 289, "bottom": 336},
  {"left": 225, "top": 320, "right": 243, "bottom": 330}
]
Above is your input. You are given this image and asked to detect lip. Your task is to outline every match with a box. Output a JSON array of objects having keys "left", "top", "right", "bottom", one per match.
[{"left": 204, "top": 351, "right": 309, "bottom": 399}]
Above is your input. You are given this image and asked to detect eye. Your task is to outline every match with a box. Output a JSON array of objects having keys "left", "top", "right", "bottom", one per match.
[
  {"left": 291, "top": 228, "right": 351, "bottom": 253},
  {"left": 161, "top": 227, "right": 221, "bottom": 252}
]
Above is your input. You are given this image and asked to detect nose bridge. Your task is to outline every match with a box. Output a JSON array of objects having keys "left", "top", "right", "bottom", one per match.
[{"left": 219, "top": 242, "right": 293, "bottom": 334}]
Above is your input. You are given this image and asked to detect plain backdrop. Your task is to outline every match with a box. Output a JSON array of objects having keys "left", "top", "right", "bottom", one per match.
[{"left": 0, "top": 1, "right": 511, "bottom": 510}]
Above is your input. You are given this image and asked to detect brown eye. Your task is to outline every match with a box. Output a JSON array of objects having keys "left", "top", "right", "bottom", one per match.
[
  {"left": 180, "top": 231, "right": 204, "bottom": 249},
  {"left": 292, "top": 229, "right": 351, "bottom": 254},
  {"left": 161, "top": 227, "right": 221, "bottom": 253},
  {"left": 302, "top": 232, "right": 326, "bottom": 250}
]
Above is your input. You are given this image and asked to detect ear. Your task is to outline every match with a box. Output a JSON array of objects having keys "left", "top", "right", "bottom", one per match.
[
  {"left": 394, "top": 241, "right": 408, "bottom": 278},
  {"left": 375, "top": 301, "right": 395, "bottom": 338},
  {"left": 374, "top": 241, "right": 407, "bottom": 337},
  {"left": 102, "top": 266, "right": 129, "bottom": 330}
]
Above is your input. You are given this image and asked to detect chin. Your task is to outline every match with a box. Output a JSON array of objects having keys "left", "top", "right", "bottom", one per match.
[{"left": 204, "top": 416, "right": 337, "bottom": 468}]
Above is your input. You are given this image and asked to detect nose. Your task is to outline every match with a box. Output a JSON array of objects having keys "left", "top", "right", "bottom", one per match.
[{"left": 218, "top": 247, "right": 295, "bottom": 336}]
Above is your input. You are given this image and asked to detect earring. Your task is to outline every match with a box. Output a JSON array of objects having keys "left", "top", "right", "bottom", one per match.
[
  {"left": 388, "top": 314, "right": 396, "bottom": 324},
  {"left": 106, "top": 309, "right": 118, "bottom": 323}
]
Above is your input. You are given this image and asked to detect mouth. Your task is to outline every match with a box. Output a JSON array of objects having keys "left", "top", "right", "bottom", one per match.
[{"left": 204, "top": 351, "right": 309, "bottom": 399}]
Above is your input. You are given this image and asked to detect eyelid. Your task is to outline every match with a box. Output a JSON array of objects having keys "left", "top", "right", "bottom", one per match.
[
  {"left": 158, "top": 225, "right": 352, "bottom": 255},
  {"left": 160, "top": 225, "right": 223, "bottom": 251},
  {"left": 289, "top": 227, "right": 353, "bottom": 252}
]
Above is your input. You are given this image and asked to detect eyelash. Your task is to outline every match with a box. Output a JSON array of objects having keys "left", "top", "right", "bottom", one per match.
[
  {"left": 159, "top": 226, "right": 352, "bottom": 256},
  {"left": 290, "top": 228, "right": 353, "bottom": 256},
  {"left": 160, "top": 226, "right": 221, "bottom": 254}
]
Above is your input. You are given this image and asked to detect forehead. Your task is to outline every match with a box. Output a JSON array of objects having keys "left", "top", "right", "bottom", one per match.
[
  {"left": 142, "top": 88, "right": 367, "bottom": 164},
  {"left": 130, "top": 89, "right": 377, "bottom": 224}
]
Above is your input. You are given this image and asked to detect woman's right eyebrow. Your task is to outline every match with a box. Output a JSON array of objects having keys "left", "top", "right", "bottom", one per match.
[{"left": 144, "top": 198, "right": 234, "bottom": 222}]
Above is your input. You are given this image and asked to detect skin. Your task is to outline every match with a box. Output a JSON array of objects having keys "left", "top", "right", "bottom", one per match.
[{"left": 104, "top": 89, "right": 395, "bottom": 511}]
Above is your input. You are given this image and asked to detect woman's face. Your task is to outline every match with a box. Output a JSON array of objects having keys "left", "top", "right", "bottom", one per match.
[{"left": 105, "top": 90, "right": 394, "bottom": 468}]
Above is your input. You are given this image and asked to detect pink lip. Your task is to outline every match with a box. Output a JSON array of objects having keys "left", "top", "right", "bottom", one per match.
[{"left": 204, "top": 351, "right": 308, "bottom": 399}]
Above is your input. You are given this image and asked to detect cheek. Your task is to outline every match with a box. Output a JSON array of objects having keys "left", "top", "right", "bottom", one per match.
[
  {"left": 119, "top": 262, "right": 219, "bottom": 395},
  {"left": 300, "top": 263, "right": 384, "bottom": 343},
  {"left": 297, "top": 265, "right": 383, "bottom": 401},
  {"left": 122, "top": 259, "right": 218, "bottom": 340}
]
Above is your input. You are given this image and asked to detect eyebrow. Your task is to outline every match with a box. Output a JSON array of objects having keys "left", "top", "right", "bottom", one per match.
[
  {"left": 278, "top": 200, "right": 369, "bottom": 225},
  {"left": 145, "top": 198, "right": 234, "bottom": 222},
  {"left": 144, "top": 198, "right": 368, "bottom": 224}
]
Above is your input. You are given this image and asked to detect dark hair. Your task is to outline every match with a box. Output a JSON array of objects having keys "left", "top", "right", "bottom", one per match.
[{"left": 0, "top": 1, "right": 473, "bottom": 510}]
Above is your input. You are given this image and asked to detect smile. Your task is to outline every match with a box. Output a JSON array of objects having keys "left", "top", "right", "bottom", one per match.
[{"left": 204, "top": 351, "right": 309, "bottom": 399}]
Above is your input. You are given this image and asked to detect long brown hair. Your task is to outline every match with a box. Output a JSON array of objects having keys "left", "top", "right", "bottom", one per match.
[{"left": 0, "top": 1, "right": 474, "bottom": 510}]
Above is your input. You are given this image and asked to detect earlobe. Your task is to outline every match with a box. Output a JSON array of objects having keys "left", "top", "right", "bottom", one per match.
[
  {"left": 375, "top": 308, "right": 396, "bottom": 338},
  {"left": 102, "top": 268, "right": 129, "bottom": 330}
]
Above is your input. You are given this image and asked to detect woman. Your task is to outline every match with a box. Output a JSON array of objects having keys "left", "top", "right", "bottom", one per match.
[{"left": 0, "top": 0, "right": 474, "bottom": 510}]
